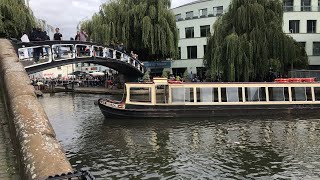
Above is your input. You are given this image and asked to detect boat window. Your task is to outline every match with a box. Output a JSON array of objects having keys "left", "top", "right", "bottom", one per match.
[
  {"left": 221, "top": 87, "right": 242, "bottom": 102},
  {"left": 268, "top": 87, "right": 289, "bottom": 101},
  {"left": 291, "top": 87, "right": 307, "bottom": 101},
  {"left": 130, "top": 87, "right": 152, "bottom": 103},
  {"left": 172, "top": 88, "right": 194, "bottom": 103},
  {"left": 156, "top": 85, "right": 169, "bottom": 104},
  {"left": 315, "top": 87, "right": 320, "bottom": 101},
  {"left": 306, "top": 87, "right": 313, "bottom": 101},
  {"left": 245, "top": 87, "right": 266, "bottom": 102},
  {"left": 185, "top": 88, "right": 194, "bottom": 102},
  {"left": 196, "top": 87, "right": 218, "bottom": 102}
]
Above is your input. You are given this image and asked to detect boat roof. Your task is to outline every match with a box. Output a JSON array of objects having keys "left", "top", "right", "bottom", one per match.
[{"left": 125, "top": 77, "right": 319, "bottom": 85}]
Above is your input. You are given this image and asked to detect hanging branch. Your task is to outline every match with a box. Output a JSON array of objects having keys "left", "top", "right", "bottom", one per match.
[
  {"left": 80, "top": 0, "right": 178, "bottom": 61},
  {"left": 0, "top": 0, "right": 35, "bottom": 38}
]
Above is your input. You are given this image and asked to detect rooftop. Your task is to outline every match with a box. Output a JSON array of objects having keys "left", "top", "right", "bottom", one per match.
[{"left": 172, "top": 0, "right": 214, "bottom": 10}]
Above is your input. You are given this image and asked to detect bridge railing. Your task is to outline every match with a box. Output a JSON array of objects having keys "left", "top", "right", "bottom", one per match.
[
  {"left": 18, "top": 45, "right": 53, "bottom": 67},
  {"left": 17, "top": 41, "right": 145, "bottom": 74}
]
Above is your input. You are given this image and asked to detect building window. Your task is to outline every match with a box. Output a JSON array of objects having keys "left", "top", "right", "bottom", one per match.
[
  {"left": 186, "top": 11, "right": 193, "bottom": 19},
  {"left": 199, "top": 8, "right": 207, "bottom": 17},
  {"left": 298, "top": 42, "right": 306, "bottom": 49},
  {"left": 200, "top": 25, "right": 211, "bottom": 37},
  {"left": 283, "top": 0, "right": 293, "bottom": 12},
  {"left": 313, "top": 42, "right": 320, "bottom": 56},
  {"left": 185, "top": 27, "right": 194, "bottom": 38},
  {"left": 57, "top": 66, "right": 61, "bottom": 70},
  {"left": 204, "top": 45, "right": 207, "bottom": 56},
  {"left": 178, "top": 47, "right": 181, "bottom": 59},
  {"left": 214, "top": 6, "right": 223, "bottom": 16},
  {"left": 187, "top": 46, "right": 197, "bottom": 59},
  {"left": 307, "top": 20, "right": 317, "bottom": 33},
  {"left": 318, "top": 0, "right": 320, "bottom": 11},
  {"left": 175, "top": 14, "right": 182, "bottom": 21},
  {"left": 289, "top": 20, "right": 300, "bottom": 33},
  {"left": 301, "top": 0, "right": 311, "bottom": 11}
]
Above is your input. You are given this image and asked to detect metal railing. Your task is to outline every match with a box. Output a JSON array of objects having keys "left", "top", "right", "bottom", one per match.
[{"left": 17, "top": 41, "right": 145, "bottom": 74}]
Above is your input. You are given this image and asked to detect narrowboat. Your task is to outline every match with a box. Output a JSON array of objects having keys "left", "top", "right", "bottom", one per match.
[{"left": 98, "top": 77, "right": 320, "bottom": 118}]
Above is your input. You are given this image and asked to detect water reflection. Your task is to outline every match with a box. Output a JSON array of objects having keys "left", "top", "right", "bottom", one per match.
[{"left": 39, "top": 93, "right": 320, "bottom": 179}]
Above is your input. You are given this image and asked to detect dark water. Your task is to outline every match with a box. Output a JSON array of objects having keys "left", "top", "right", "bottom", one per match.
[{"left": 39, "top": 93, "right": 320, "bottom": 179}]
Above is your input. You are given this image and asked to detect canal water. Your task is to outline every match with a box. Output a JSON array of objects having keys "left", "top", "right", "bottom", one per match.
[{"left": 39, "top": 93, "right": 320, "bottom": 179}]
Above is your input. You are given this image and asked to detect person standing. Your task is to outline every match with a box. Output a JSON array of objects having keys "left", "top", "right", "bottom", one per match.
[
  {"left": 53, "top": 28, "right": 62, "bottom": 58},
  {"left": 75, "top": 31, "right": 81, "bottom": 56},
  {"left": 79, "top": 29, "right": 88, "bottom": 41},
  {"left": 43, "top": 31, "right": 50, "bottom": 41},
  {"left": 31, "top": 28, "right": 42, "bottom": 63},
  {"left": 42, "top": 31, "right": 50, "bottom": 57},
  {"left": 75, "top": 31, "right": 80, "bottom": 41},
  {"left": 20, "top": 32, "right": 30, "bottom": 59}
]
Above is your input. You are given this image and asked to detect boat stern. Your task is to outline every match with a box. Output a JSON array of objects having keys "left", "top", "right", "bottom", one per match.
[{"left": 98, "top": 98, "right": 126, "bottom": 110}]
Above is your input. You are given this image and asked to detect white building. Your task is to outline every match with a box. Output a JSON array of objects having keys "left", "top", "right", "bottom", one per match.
[{"left": 167, "top": 0, "right": 320, "bottom": 77}]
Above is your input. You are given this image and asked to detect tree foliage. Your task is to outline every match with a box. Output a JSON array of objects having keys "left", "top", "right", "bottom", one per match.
[
  {"left": 142, "top": 70, "right": 151, "bottom": 82},
  {"left": 204, "top": 0, "right": 308, "bottom": 82},
  {"left": 81, "top": 0, "right": 179, "bottom": 61},
  {"left": 0, "top": 0, "right": 35, "bottom": 38}
]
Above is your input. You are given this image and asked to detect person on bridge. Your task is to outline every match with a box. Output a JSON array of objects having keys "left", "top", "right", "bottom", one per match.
[
  {"left": 20, "top": 32, "right": 30, "bottom": 59},
  {"left": 30, "top": 28, "right": 43, "bottom": 63},
  {"left": 75, "top": 31, "right": 80, "bottom": 41},
  {"left": 117, "top": 42, "right": 126, "bottom": 53},
  {"left": 75, "top": 31, "right": 81, "bottom": 56},
  {"left": 42, "top": 31, "right": 50, "bottom": 57},
  {"left": 53, "top": 28, "right": 63, "bottom": 58},
  {"left": 79, "top": 29, "right": 88, "bottom": 42}
]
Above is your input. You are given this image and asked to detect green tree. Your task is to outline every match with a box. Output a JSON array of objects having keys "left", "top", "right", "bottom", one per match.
[
  {"left": 183, "top": 69, "right": 190, "bottom": 82},
  {"left": 142, "top": 70, "right": 151, "bottom": 82},
  {"left": 0, "top": 0, "right": 35, "bottom": 38},
  {"left": 81, "top": 0, "right": 179, "bottom": 61},
  {"left": 161, "top": 69, "right": 169, "bottom": 78},
  {"left": 204, "top": 0, "right": 308, "bottom": 82}
]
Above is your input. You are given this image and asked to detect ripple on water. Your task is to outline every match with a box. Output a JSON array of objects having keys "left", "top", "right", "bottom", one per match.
[{"left": 39, "top": 93, "right": 320, "bottom": 179}]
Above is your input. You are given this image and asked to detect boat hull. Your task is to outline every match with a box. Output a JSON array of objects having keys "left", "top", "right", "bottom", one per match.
[{"left": 98, "top": 101, "right": 320, "bottom": 118}]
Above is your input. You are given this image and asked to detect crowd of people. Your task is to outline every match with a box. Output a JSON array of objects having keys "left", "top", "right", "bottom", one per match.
[
  {"left": 30, "top": 75, "right": 122, "bottom": 90},
  {"left": 21, "top": 28, "right": 51, "bottom": 62},
  {"left": 20, "top": 27, "right": 140, "bottom": 63}
]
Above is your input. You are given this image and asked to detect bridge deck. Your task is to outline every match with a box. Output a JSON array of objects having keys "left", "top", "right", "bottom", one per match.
[{"left": 0, "top": 90, "right": 20, "bottom": 179}]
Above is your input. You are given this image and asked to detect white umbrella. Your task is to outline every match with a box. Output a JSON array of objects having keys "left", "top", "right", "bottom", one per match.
[{"left": 89, "top": 72, "right": 105, "bottom": 76}]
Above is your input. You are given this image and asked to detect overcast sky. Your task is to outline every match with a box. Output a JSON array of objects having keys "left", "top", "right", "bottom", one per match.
[{"left": 29, "top": 0, "right": 195, "bottom": 39}]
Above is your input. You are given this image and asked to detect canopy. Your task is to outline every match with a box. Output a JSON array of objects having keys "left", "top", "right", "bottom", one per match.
[{"left": 89, "top": 72, "right": 105, "bottom": 76}]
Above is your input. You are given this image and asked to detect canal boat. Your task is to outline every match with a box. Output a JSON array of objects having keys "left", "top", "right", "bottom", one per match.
[{"left": 98, "top": 77, "right": 320, "bottom": 118}]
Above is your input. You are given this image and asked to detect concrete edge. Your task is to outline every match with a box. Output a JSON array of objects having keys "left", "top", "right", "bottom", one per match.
[{"left": 0, "top": 39, "right": 73, "bottom": 179}]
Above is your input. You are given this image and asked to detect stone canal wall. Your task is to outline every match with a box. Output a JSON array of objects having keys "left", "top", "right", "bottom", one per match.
[{"left": 0, "top": 39, "right": 72, "bottom": 179}]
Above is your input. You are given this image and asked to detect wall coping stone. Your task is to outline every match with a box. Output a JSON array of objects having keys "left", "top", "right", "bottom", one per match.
[{"left": 0, "top": 39, "right": 73, "bottom": 179}]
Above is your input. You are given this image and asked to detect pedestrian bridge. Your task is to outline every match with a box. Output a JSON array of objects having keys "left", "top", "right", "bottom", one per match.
[{"left": 16, "top": 40, "right": 145, "bottom": 77}]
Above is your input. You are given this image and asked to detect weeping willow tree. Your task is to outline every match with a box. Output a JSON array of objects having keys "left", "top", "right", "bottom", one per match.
[
  {"left": 204, "top": 0, "right": 308, "bottom": 82},
  {"left": 0, "top": 0, "right": 36, "bottom": 38},
  {"left": 81, "top": 0, "right": 178, "bottom": 61}
]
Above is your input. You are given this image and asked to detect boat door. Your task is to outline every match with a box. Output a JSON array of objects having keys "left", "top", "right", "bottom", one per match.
[{"left": 156, "top": 85, "right": 169, "bottom": 104}]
